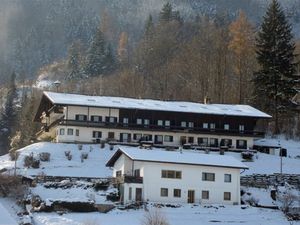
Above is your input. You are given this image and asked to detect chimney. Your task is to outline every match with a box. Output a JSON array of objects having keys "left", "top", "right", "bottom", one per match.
[{"left": 204, "top": 96, "right": 211, "bottom": 104}]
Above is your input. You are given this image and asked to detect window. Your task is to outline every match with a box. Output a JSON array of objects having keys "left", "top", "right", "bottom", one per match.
[
  {"left": 121, "top": 133, "right": 131, "bottom": 142},
  {"left": 133, "top": 133, "right": 142, "bottom": 141},
  {"left": 155, "top": 135, "right": 163, "bottom": 144},
  {"left": 157, "top": 120, "right": 163, "bottom": 126},
  {"left": 202, "top": 172, "right": 215, "bottom": 181},
  {"left": 236, "top": 139, "right": 247, "bottom": 149},
  {"left": 144, "top": 119, "right": 150, "bottom": 126},
  {"left": 161, "top": 170, "right": 182, "bottom": 179},
  {"left": 224, "top": 192, "right": 231, "bottom": 201},
  {"left": 198, "top": 137, "right": 208, "bottom": 146},
  {"left": 210, "top": 138, "right": 218, "bottom": 147},
  {"left": 123, "top": 117, "right": 129, "bottom": 125},
  {"left": 210, "top": 123, "right": 215, "bottom": 129},
  {"left": 75, "top": 114, "right": 87, "bottom": 121},
  {"left": 134, "top": 169, "right": 140, "bottom": 177},
  {"left": 143, "top": 134, "right": 152, "bottom": 141},
  {"left": 67, "top": 128, "right": 73, "bottom": 135},
  {"left": 164, "top": 135, "right": 173, "bottom": 142},
  {"left": 220, "top": 139, "right": 232, "bottom": 147},
  {"left": 181, "top": 121, "right": 187, "bottom": 127},
  {"left": 91, "top": 115, "right": 102, "bottom": 122},
  {"left": 108, "top": 132, "right": 115, "bottom": 139},
  {"left": 75, "top": 129, "right": 79, "bottom": 136},
  {"left": 59, "top": 128, "right": 65, "bottom": 135},
  {"left": 202, "top": 190, "right": 209, "bottom": 200},
  {"left": 109, "top": 117, "right": 117, "bottom": 123},
  {"left": 165, "top": 120, "right": 170, "bottom": 127},
  {"left": 129, "top": 187, "right": 132, "bottom": 201},
  {"left": 239, "top": 125, "right": 244, "bottom": 132},
  {"left": 116, "top": 170, "right": 122, "bottom": 177},
  {"left": 203, "top": 123, "right": 208, "bottom": 129},
  {"left": 188, "top": 136, "right": 194, "bottom": 144},
  {"left": 224, "top": 174, "right": 232, "bottom": 183},
  {"left": 160, "top": 188, "right": 168, "bottom": 197},
  {"left": 188, "top": 122, "right": 194, "bottom": 128},
  {"left": 136, "top": 118, "right": 142, "bottom": 125},
  {"left": 224, "top": 124, "right": 229, "bottom": 130},
  {"left": 93, "top": 131, "right": 102, "bottom": 138},
  {"left": 173, "top": 189, "right": 181, "bottom": 198},
  {"left": 106, "top": 116, "right": 117, "bottom": 123}
]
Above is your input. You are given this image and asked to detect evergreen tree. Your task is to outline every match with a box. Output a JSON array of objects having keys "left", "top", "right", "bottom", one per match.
[
  {"left": 253, "top": 0, "right": 298, "bottom": 134},
  {"left": 85, "top": 26, "right": 116, "bottom": 77},
  {"left": 0, "top": 72, "right": 18, "bottom": 154},
  {"left": 144, "top": 14, "right": 154, "bottom": 38},
  {"left": 159, "top": 2, "right": 182, "bottom": 24},
  {"left": 85, "top": 27, "right": 107, "bottom": 77},
  {"left": 66, "top": 41, "right": 85, "bottom": 80}
]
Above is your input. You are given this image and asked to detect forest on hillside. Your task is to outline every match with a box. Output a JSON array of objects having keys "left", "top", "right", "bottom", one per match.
[{"left": 0, "top": 0, "right": 300, "bottom": 155}]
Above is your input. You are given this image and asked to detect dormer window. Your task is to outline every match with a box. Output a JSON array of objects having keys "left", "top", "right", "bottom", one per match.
[
  {"left": 75, "top": 114, "right": 87, "bottom": 121},
  {"left": 157, "top": 120, "right": 163, "bottom": 126},
  {"left": 188, "top": 122, "right": 194, "bottom": 128},
  {"left": 210, "top": 123, "right": 215, "bottom": 130},
  {"left": 203, "top": 123, "right": 208, "bottom": 129},
  {"left": 137, "top": 118, "right": 142, "bottom": 125},
  {"left": 181, "top": 121, "right": 187, "bottom": 128},
  {"left": 91, "top": 115, "right": 102, "bottom": 122}
]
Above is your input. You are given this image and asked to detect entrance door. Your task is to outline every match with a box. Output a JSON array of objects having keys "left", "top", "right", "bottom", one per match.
[
  {"left": 135, "top": 188, "right": 142, "bottom": 202},
  {"left": 187, "top": 190, "right": 195, "bottom": 203}
]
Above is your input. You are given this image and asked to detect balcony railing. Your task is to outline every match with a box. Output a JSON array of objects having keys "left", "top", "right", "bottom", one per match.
[
  {"left": 57, "top": 119, "right": 265, "bottom": 137},
  {"left": 115, "top": 175, "right": 143, "bottom": 184}
]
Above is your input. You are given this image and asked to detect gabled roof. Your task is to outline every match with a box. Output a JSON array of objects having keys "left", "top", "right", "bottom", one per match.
[
  {"left": 106, "top": 146, "right": 248, "bottom": 169},
  {"left": 42, "top": 91, "right": 271, "bottom": 118}
]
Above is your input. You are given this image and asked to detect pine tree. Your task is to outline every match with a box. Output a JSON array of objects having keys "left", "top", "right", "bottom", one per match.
[
  {"left": 254, "top": 0, "right": 298, "bottom": 134},
  {"left": 159, "top": 2, "right": 182, "bottom": 24},
  {"left": 144, "top": 15, "right": 154, "bottom": 39},
  {"left": 66, "top": 40, "right": 85, "bottom": 80},
  {"left": 85, "top": 27, "right": 107, "bottom": 77},
  {"left": 0, "top": 72, "right": 18, "bottom": 154}
]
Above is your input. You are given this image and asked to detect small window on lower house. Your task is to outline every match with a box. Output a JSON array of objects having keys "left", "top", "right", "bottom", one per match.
[
  {"left": 160, "top": 188, "right": 168, "bottom": 197},
  {"left": 181, "top": 121, "right": 187, "bottom": 128},
  {"left": 157, "top": 120, "right": 163, "bottom": 126},
  {"left": 144, "top": 119, "right": 150, "bottom": 126},
  {"left": 173, "top": 189, "right": 181, "bottom": 198},
  {"left": 224, "top": 174, "right": 232, "bottom": 183},
  {"left": 202, "top": 190, "right": 209, "bottom": 200},
  {"left": 202, "top": 172, "right": 215, "bottom": 181},
  {"left": 137, "top": 118, "right": 142, "bottom": 125},
  {"left": 210, "top": 123, "right": 216, "bottom": 130},
  {"left": 133, "top": 133, "right": 142, "bottom": 141},
  {"left": 76, "top": 129, "right": 79, "bottom": 136},
  {"left": 59, "top": 128, "right": 65, "bottom": 135},
  {"left": 236, "top": 140, "right": 247, "bottom": 149},
  {"left": 224, "top": 192, "right": 231, "bottom": 201},
  {"left": 203, "top": 123, "right": 208, "bottom": 129},
  {"left": 165, "top": 120, "right": 170, "bottom": 127},
  {"left": 188, "top": 122, "right": 194, "bottom": 128},
  {"left": 188, "top": 136, "right": 194, "bottom": 143},
  {"left": 67, "top": 128, "right": 73, "bottom": 135}
]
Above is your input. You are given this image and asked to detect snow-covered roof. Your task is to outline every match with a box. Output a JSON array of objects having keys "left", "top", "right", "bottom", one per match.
[
  {"left": 106, "top": 146, "right": 248, "bottom": 169},
  {"left": 43, "top": 91, "right": 271, "bottom": 118}
]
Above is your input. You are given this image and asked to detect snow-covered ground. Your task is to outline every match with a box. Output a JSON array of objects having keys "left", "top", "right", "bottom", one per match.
[
  {"left": 0, "top": 137, "right": 299, "bottom": 178},
  {"left": 0, "top": 137, "right": 299, "bottom": 225},
  {"left": 32, "top": 204, "right": 298, "bottom": 225},
  {"left": 0, "top": 199, "right": 20, "bottom": 225}
]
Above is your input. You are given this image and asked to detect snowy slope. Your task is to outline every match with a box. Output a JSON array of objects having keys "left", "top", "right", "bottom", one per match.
[
  {"left": 0, "top": 139, "right": 299, "bottom": 178},
  {"left": 0, "top": 202, "right": 18, "bottom": 225}
]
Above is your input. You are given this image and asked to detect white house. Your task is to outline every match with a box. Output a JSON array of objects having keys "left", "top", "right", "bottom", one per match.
[
  {"left": 106, "top": 146, "right": 248, "bottom": 205},
  {"left": 34, "top": 91, "right": 271, "bottom": 150}
]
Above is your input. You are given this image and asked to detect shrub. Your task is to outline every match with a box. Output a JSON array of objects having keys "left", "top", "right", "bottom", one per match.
[
  {"left": 0, "top": 174, "right": 27, "bottom": 198},
  {"left": 78, "top": 144, "right": 83, "bottom": 150},
  {"left": 100, "top": 141, "right": 105, "bottom": 149},
  {"left": 81, "top": 152, "right": 88, "bottom": 160},
  {"left": 39, "top": 152, "right": 50, "bottom": 162},
  {"left": 141, "top": 209, "right": 170, "bottom": 225},
  {"left": 24, "top": 153, "right": 34, "bottom": 168}
]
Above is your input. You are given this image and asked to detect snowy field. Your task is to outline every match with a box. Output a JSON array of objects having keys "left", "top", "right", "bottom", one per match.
[
  {"left": 0, "top": 138, "right": 299, "bottom": 225},
  {"left": 0, "top": 138, "right": 299, "bottom": 178},
  {"left": 32, "top": 204, "right": 298, "bottom": 225}
]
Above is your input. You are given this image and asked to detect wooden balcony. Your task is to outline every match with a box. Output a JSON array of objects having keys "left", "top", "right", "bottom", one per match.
[
  {"left": 115, "top": 175, "right": 143, "bottom": 184},
  {"left": 58, "top": 119, "right": 265, "bottom": 137}
]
